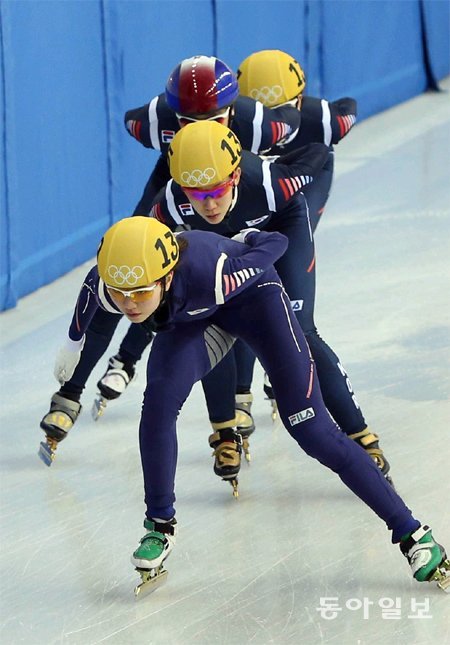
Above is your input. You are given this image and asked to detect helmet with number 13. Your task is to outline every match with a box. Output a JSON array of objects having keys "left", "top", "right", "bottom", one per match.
[
  {"left": 168, "top": 120, "right": 242, "bottom": 188},
  {"left": 237, "top": 49, "right": 306, "bottom": 108},
  {"left": 97, "top": 217, "right": 179, "bottom": 289}
]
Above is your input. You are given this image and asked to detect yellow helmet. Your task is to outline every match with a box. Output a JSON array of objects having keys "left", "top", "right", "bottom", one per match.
[
  {"left": 168, "top": 121, "right": 241, "bottom": 188},
  {"left": 97, "top": 217, "right": 179, "bottom": 288},
  {"left": 237, "top": 49, "right": 306, "bottom": 107}
]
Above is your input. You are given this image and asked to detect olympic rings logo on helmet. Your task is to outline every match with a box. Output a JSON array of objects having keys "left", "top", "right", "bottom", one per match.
[
  {"left": 107, "top": 265, "right": 145, "bottom": 286},
  {"left": 249, "top": 85, "right": 283, "bottom": 106},
  {"left": 180, "top": 168, "right": 217, "bottom": 187}
]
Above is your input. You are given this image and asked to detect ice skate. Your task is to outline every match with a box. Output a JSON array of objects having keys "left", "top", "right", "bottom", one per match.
[
  {"left": 91, "top": 354, "right": 136, "bottom": 420},
  {"left": 400, "top": 525, "right": 450, "bottom": 592},
  {"left": 131, "top": 518, "right": 177, "bottom": 598},
  {"left": 263, "top": 373, "right": 278, "bottom": 421},
  {"left": 39, "top": 393, "right": 81, "bottom": 466},
  {"left": 209, "top": 425, "right": 242, "bottom": 498},
  {"left": 235, "top": 392, "right": 255, "bottom": 462},
  {"left": 349, "top": 426, "right": 394, "bottom": 486}
]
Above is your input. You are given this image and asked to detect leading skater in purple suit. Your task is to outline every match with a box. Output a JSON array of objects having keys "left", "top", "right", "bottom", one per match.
[{"left": 51, "top": 213, "right": 449, "bottom": 596}]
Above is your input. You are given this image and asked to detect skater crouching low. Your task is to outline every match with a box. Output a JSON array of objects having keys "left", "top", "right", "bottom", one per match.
[{"left": 54, "top": 212, "right": 448, "bottom": 595}]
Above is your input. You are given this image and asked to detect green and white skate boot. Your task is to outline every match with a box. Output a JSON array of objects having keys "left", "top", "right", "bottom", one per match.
[
  {"left": 235, "top": 392, "right": 255, "bottom": 462},
  {"left": 132, "top": 518, "right": 177, "bottom": 597},
  {"left": 400, "top": 525, "right": 450, "bottom": 592}
]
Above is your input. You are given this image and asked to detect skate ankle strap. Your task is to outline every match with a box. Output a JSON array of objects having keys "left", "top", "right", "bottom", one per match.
[
  {"left": 209, "top": 428, "right": 242, "bottom": 446},
  {"left": 108, "top": 355, "right": 136, "bottom": 379},
  {"left": 348, "top": 427, "right": 379, "bottom": 446},
  {"left": 50, "top": 393, "right": 82, "bottom": 419},
  {"left": 400, "top": 525, "right": 431, "bottom": 552},
  {"left": 105, "top": 368, "right": 131, "bottom": 385},
  {"left": 235, "top": 392, "right": 253, "bottom": 404},
  {"left": 211, "top": 418, "right": 238, "bottom": 431},
  {"left": 145, "top": 518, "right": 177, "bottom": 536}
]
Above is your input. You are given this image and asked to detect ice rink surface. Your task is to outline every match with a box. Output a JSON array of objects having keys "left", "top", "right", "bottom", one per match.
[{"left": 1, "top": 79, "right": 449, "bottom": 644}]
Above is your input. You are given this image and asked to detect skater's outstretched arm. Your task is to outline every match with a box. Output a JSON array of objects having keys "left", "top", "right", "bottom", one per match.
[{"left": 54, "top": 266, "right": 121, "bottom": 385}]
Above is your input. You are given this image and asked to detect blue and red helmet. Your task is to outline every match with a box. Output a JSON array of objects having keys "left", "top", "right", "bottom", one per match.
[{"left": 165, "top": 55, "right": 239, "bottom": 116}]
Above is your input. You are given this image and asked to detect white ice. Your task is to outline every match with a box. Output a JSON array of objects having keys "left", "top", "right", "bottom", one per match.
[{"left": 1, "top": 79, "right": 449, "bottom": 645}]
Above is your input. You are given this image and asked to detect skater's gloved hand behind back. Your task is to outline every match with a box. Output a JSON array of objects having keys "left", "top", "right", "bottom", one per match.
[
  {"left": 54, "top": 335, "right": 85, "bottom": 385},
  {"left": 231, "top": 228, "right": 261, "bottom": 244}
]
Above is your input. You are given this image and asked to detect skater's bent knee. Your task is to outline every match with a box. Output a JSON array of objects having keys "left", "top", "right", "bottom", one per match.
[{"left": 287, "top": 419, "right": 352, "bottom": 465}]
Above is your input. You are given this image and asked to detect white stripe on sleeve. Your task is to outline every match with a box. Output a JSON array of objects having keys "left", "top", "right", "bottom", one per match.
[
  {"left": 251, "top": 101, "right": 264, "bottom": 153},
  {"left": 148, "top": 96, "right": 160, "bottom": 150},
  {"left": 165, "top": 181, "right": 184, "bottom": 225},
  {"left": 262, "top": 159, "right": 276, "bottom": 211},
  {"left": 214, "top": 253, "right": 228, "bottom": 304},
  {"left": 321, "top": 99, "right": 332, "bottom": 146}
]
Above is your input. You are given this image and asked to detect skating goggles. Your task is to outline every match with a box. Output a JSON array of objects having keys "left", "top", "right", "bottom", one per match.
[
  {"left": 176, "top": 107, "right": 231, "bottom": 127},
  {"left": 106, "top": 282, "right": 160, "bottom": 302},
  {"left": 182, "top": 175, "right": 235, "bottom": 201}
]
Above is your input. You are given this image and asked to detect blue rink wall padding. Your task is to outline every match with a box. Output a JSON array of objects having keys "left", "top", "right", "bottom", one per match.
[
  {"left": 321, "top": 1, "right": 427, "bottom": 119},
  {"left": 1, "top": 0, "right": 449, "bottom": 311},
  {"left": 421, "top": 0, "right": 450, "bottom": 81}
]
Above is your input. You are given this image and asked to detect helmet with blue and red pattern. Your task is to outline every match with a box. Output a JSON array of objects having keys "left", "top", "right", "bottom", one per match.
[{"left": 165, "top": 55, "right": 239, "bottom": 116}]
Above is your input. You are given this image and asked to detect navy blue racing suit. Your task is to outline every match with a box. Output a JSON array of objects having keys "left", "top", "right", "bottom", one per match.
[
  {"left": 62, "top": 93, "right": 356, "bottom": 412},
  {"left": 117, "top": 95, "right": 357, "bottom": 395},
  {"left": 64, "top": 229, "right": 417, "bottom": 542},
  {"left": 272, "top": 95, "right": 357, "bottom": 231},
  {"left": 57, "top": 144, "right": 329, "bottom": 420},
  {"left": 232, "top": 95, "right": 357, "bottom": 396},
  {"left": 148, "top": 147, "right": 367, "bottom": 437},
  {"left": 125, "top": 93, "right": 301, "bottom": 212}
]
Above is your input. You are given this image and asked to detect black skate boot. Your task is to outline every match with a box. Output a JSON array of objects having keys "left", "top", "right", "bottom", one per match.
[
  {"left": 263, "top": 373, "right": 278, "bottom": 421},
  {"left": 92, "top": 354, "right": 136, "bottom": 420},
  {"left": 400, "top": 525, "right": 450, "bottom": 592},
  {"left": 235, "top": 392, "right": 255, "bottom": 463},
  {"left": 208, "top": 425, "right": 242, "bottom": 498},
  {"left": 39, "top": 393, "right": 82, "bottom": 466},
  {"left": 348, "top": 426, "right": 394, "bottom": 486}
]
